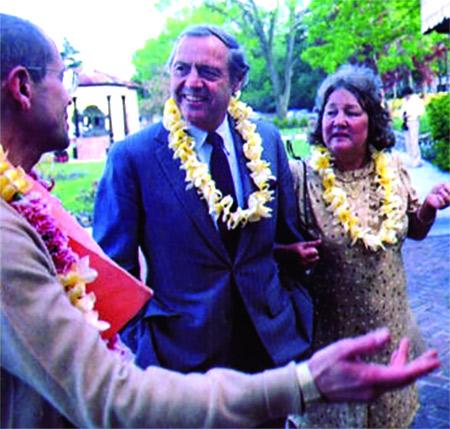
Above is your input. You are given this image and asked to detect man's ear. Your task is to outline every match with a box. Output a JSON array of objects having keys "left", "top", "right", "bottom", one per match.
[
  {"left": 4, "top": 66, "right": 34, "bottom": 110},
  {"left": 232, "top": 77, "right": 245, "bottom": 96}
]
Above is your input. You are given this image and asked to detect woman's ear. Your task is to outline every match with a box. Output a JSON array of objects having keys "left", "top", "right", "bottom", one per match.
[{"left": 4, "top": 66, "right": 34, "bottom": 110}]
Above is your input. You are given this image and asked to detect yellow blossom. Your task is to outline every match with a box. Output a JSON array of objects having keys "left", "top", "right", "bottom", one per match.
[
  {"left": 310, "top": 146, "right": 402, "bottom": 252},
  {"left": 163, "top": 96, "right": 274, "bottom": 230}
]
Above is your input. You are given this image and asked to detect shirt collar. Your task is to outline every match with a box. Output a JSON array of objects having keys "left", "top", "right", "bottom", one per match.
[{"left": 189, "top": 116, "right": 232, "bottom": 152}]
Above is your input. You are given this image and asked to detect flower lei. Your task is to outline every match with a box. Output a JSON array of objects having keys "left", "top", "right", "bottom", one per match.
[
  {"left": 309, "top": 146, "right": 403, "bottom": 251},
  {"left": 0, "top": 146, "right": 109, "bottom": 332},
  {"left": 163, "top": 96, "right": 275, "bottom": 230}
]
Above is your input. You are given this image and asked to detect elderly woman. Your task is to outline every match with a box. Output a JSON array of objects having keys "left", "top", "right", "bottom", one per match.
[{"left": 285, "top": 65, "right": 450, "bottom": 428}]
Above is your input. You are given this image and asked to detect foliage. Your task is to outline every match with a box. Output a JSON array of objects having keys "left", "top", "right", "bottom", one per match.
[
  {"left": 427, "top": 93, "right": 450, "bottom": 142},
  {"left": 135, "top": 1, "right": 319, "bottom": 117},
  {"left": 432, "top": 139, "right": 450, "bottom": 172},
  {"left": 426, "top": 93, "right": 450, "bottom": 171},
  {"left": 273, "top": 116, "right": 309, "bottom": 129},
  {"left": 60, "top": 38, "right": 82, "bottom": 69},
  {"left": 302, "top": 0, "right": 448, "bottom": 94},
  {"left": 205, "top": 0, "right": 309, "bottom": 118},
  {"left": 36, "top": 160, "right": 105, "bottom": 225}
]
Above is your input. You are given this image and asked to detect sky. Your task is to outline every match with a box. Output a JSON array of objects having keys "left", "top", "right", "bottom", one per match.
[{"left": 1, "top": 0, "right": 170, "bottom": 80}]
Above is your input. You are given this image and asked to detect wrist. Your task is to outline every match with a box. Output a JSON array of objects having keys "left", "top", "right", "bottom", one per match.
[
  {"left": 417, "top": 206, "right": 436, "bottom": 225},
  {"left": 296, "top": 361, "right": 322, "bottom": 412}
]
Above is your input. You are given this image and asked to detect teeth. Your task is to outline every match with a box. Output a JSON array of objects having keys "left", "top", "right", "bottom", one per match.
[{"left": 185, "top": 95, "right": 205, "bottom": 102}]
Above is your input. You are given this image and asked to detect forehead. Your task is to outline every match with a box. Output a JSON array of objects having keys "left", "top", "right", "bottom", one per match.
[
  {"left": 172, "top": 35, "right": 230, "bottom": 69},
  {"left": 46, "top": 38, "right": 64, "bottom": 69},
  {"left": 326, "top": 88, "right": 362, "bottom": 107}
]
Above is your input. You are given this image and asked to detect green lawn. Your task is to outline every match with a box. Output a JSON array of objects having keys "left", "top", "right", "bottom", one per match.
[
  {"left": 36, "top": 158, "right": 105, "bottom": 217},
  {"left": 280, "top": 127, "right": 312, "bottom": 159}
]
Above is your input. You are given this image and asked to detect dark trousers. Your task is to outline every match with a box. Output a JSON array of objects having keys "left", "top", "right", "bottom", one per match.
[{"left": 230, "top": 284, "right": 274, "bottom": 373}]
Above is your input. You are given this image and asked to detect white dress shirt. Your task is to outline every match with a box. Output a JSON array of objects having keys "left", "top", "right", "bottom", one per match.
[{"left": 188, "top": 116, "right": 244, "bottom": 209}]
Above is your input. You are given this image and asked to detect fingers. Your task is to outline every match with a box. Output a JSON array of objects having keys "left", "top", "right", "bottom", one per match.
[
  {"left": 430, "top": 183, "right": 450, "bottom": 209},
  {"left": 297, "top": 240, "right": 321, "bottom": 265},
  {"left": 302, "top": 239, "right": 322, "bottom": 248},
  {"left": 390, "top": 338, "right": 409, "bottom": 366},
  {"left": 371, "top": 349, "right": 440, "bottom": 390},
  {"left": 338, "top": 328, "right": 391, "bottom": 360}
]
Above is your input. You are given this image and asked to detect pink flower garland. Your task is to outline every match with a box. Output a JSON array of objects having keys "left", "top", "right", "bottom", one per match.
[
  {"left": 1, "top": 146, "right": 134, "bottom": 359},
  {"left": 11, "top": 193, "right": 77, "bottom": 274}
]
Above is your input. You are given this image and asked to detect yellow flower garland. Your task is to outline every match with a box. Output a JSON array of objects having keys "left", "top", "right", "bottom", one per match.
[
  {"left": 309, "top": 146, "right": 403, "bottom": 251},
  {"left": 163, "top": 96, "right": 275, "bottom": 229}
]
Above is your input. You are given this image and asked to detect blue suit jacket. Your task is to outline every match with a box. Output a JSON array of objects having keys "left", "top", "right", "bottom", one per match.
[{"left": 93, "top": 119, "right": 313, "bottom": 371}]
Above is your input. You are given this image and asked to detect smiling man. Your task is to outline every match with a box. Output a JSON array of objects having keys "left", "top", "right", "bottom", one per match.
[{"left": 94, "top": 25, "right": 314, "bottom": 376}]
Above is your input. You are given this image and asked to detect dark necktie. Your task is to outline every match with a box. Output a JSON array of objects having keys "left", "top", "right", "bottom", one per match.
[{"left": 207, "top": 132, "right": 240, "bottom": 257}]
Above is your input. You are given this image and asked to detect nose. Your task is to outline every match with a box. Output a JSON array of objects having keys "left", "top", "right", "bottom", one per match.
[
  {"left": 333, "top": 110, "right": 347, "bottom": 127},
  {"left": 185, "top": 66, "right": 202, "bottom": 88}
]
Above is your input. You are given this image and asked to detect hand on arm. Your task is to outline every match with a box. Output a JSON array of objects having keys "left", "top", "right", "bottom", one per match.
[
  {"left": 274, "top": 239, "right": 321, "bottom": 273},
  {"left": 307, "top": 328, "right": 440, "bottom": 403},
  {"left": 408, "top": 182, "right": 450, "bottom": 239}
]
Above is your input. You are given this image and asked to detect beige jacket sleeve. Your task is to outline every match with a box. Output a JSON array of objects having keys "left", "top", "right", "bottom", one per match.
[{"left": 0, "top": 201, "right": 301, "bottom": 428}]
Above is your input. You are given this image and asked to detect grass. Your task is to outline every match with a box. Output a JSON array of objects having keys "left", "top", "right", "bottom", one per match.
[
  {"left": 36, "top": 157, "right": 105, "bottom": 215},
  {"left": 280, "top": 127, "right": 312, "bottom": 159}
]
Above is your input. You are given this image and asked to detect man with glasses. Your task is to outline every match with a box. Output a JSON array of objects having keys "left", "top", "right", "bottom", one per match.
[
  {"left": 0, "top": 13, "right": 441, "bottom": 429},
  {"left": 26, "top": 65, "right": 78, "bottom": 95}
]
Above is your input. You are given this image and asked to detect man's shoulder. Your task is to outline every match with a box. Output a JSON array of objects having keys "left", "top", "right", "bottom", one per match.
[
  {"left": 253, "top": 118, "right": 280, "bottom": 135},
  {"left": 109, "top": 122, "right": 168, "bottom": 156},
  {"left": 1, "top": 199, "right": 22, "bottom": 227},
  {"left": 0, "top": 199, "right": 48, "bottom": 266}
]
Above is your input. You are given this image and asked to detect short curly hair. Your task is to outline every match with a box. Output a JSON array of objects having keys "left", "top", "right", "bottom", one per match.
[{"left": 309, "top": 64, "right": 395, "bottom": 150}]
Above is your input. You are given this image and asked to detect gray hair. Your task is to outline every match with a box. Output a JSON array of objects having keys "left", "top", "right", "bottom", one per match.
[
  {"left": 310, "top": 64, "right": 395, "bottom": 150},
  {"left": 167, "top": 25, "right": 250, "bottom": 86}
]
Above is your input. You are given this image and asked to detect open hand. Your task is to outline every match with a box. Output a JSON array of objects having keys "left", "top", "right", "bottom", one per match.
[{"left": 308, "top": 328, "right": 440, "bottom": 402}]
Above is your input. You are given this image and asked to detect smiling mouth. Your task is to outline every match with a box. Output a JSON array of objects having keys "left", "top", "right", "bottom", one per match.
[{"left": 182, "top": 94, "right": 208, "bottom": 103}]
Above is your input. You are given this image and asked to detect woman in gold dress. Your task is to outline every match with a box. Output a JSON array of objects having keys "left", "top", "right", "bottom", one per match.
[{"left": 286, "top": 65, "right": 450, "bottom": 428}]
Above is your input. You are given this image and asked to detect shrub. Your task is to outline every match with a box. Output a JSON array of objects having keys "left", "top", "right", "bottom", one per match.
[
  {"left": 427, "top": 93, "right": 449, "bottom": 142},
  {"left": 273, "top": 116, "right": 306, "bottom": 129},
  {"left": 433, "top": 139, "right": 450, "bottom": 172},
  {"left": 426, "top": 93, "right": 450, "bottom": 171}
]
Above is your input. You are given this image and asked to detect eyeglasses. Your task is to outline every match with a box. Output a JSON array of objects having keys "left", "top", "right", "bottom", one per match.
[{"left": 25, "top": 66, "right": 79, "bottom": 95}]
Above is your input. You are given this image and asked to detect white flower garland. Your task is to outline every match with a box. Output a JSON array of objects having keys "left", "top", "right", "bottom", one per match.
[
  {"left": 163, "top": 96, "right": 275, "bottom": 229},
  {"left": 309, "top": 146, "right": 404, "bottom": 251}
]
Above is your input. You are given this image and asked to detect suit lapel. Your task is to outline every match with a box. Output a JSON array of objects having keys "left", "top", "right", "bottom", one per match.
[
  {"left": 154, "top": 125, "right": 230, "bottom": 261},
  {"left": 229, "top": 117, "right": 261, "bottom": 261},
  {"left": 230, "top": 117, "right": 255, "bottom": 206}
]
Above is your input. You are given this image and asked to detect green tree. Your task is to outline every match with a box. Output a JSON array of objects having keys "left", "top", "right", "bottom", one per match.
[
  {"left": 60, "top": 38, "right": 82, "bottom": 69},
  {"left": 302, "top": 0, "right": 447, "bottom": 95},
  {"left": 206, "top": 0, "right": 308, "bottom": 118},
  {"left": 133, "top": 1, "right": 322, "bottom": 117}
]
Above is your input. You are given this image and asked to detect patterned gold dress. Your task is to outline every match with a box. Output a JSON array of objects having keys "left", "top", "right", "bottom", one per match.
[{"left": 289, "top": 153, "right": 425, "bottom": 429}]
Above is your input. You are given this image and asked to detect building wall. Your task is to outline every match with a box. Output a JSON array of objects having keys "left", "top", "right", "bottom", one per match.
[{"left": 68, "top": 85, "right": 140, "bottom": 143}]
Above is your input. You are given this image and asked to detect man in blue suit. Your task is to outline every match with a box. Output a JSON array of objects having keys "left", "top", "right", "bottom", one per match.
[{"left": 93, "top": 25, "right": 314, "bottom": 373}]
